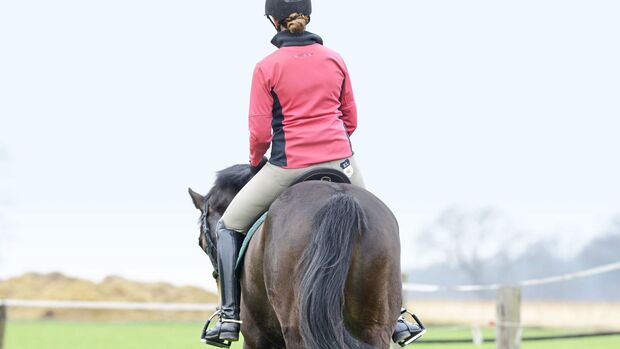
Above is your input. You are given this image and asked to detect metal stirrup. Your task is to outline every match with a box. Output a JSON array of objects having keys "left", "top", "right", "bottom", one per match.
[{"left": 221, "top": 319, "right": 243, "bottom": 324}]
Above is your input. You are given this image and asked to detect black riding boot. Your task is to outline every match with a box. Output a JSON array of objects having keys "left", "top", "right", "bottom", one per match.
[
  {"left": 204, "top": 221, "right": 244, "bottom": 343},
  {"left": 392, "top": 308, "right": 426, "bottom": 346}
]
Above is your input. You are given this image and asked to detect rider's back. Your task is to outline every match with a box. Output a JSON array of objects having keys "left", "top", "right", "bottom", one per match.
[{"left": 250, "top": 42, "right": 357, "bottom": 169}]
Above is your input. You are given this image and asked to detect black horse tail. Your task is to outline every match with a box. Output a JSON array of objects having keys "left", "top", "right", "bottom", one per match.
[{"left": 297, "top": 193, "right": 374, "bottom": 349}]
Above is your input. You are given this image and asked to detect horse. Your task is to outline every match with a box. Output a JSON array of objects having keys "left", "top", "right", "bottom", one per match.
[{"left": 189, "top": 164, "right": 403, "bottom": 349}]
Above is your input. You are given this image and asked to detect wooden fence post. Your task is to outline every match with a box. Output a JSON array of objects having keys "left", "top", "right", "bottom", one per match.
[
  {"left": 496, "top": 287, "right": 521, "bottom": 349},
  {"left": 0, "top": 301, "right": 6, "bottom": 349},
  {"left": 401, "top": 273, "right": 408, "bottom": 308}
]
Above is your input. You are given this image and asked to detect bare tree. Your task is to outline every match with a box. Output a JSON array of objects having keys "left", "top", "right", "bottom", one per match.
[
  {"left": 578, "top": 216, "right": 620, "bottom": 265},
  {"left": 418, "top": 207, "right": 522, "bottom": 286}
]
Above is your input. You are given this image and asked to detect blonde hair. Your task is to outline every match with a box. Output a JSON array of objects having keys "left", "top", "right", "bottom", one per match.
[{"left": 283, "top": 12, "right": 309, "bottom": 33}]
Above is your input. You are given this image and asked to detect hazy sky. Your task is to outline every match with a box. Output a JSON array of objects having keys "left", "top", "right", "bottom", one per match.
[{"left": 1, "top": 1, "right": 619, "bottom": 290}]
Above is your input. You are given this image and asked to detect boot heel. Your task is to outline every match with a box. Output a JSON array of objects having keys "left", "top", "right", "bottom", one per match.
[
  {"left": 219, "top": 332, "right": 240, "bottom": 342},
  {"left": 219, "top": 321, "right": 241, "bottom": 341}
]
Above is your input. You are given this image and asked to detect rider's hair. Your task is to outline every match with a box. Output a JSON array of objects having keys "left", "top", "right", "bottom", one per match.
[{"left": 283, "top": 12, "right": 309, "bottom": 33}]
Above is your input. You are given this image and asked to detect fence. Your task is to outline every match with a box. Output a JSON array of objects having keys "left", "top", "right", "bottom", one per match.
[
  {"left": 1, "top": 261, "right": 620, "bottom": 349},
  {"left": 402, "top": 260, "right": 620, "bottom": 292},
  {"left": 0, "top": 302, "right": 5, "bottom": 349},
  {"left": 0, "top": 300, "right": 217, "bottom": 312},
  {"left": 401, "top": 260, "right": 620, "bottom": 348}
]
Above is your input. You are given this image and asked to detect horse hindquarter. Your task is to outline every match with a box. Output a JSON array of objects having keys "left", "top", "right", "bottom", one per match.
[
  {"left": 343, "top": 189, "right": 402, "bottom": 348},
  {"left": 263, "top": 183, "right": 401, "bottom": 349}
]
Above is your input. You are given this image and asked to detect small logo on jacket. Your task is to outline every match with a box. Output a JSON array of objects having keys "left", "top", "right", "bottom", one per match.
[{"left": 294, "top": 52, "right": 314, "bottom": 58}]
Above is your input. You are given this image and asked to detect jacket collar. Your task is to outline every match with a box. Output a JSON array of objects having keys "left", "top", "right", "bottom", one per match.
[{"left": 271, "top": 31, "right": 323, "bottom": 48}]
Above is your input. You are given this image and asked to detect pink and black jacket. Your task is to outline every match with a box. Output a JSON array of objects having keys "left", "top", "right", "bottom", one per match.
[{"left": 249, "top": 31, "right": 357, "bottom": 169}]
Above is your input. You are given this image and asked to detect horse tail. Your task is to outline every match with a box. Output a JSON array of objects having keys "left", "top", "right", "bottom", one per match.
[{"left": 297, "top": 193, "right": 374, "bottom": 349}]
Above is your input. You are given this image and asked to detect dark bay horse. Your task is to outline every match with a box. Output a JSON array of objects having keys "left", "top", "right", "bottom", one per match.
[{"left": 189, "top": 164, "right": 402, "bottom": 349}]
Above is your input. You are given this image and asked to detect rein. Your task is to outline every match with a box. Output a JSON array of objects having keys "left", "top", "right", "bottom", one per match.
[{"left": 201, "top": 196, "right": 219, "bottom": 280}]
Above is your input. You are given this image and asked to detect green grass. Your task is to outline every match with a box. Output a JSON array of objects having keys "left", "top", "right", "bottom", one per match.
[
  {"left": 4, "top": 321, "right": 620, "bottom": 349},
  {"left": 4, "top": 321, "right": 244, "bottom": 349},
  {"left": 418, "top": 325, "right": 620, "bottom": 349}
]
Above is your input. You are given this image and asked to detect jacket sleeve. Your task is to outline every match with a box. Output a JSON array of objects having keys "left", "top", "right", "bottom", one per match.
[
  {"left": 338, "top": 58, "right": 358, "bottom": 136},
  {"left": 248, "top": 64, "right": 273, "bottom": 167}
]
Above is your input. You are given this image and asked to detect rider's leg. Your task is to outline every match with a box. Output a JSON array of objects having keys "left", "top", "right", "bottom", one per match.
[
  {"left": 206, "top": 163, "right": 298, "bottom": 343},
  {"left": 221, "top": 162, "right": 297, "bottom": 233},
  {"left": 204, "top": 220, "right": 245, "bottom": 342}
]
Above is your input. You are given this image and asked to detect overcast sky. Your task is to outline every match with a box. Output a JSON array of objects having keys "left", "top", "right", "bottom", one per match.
[{"left": 1, "top": 0, "right": 619, "bottom": 290}]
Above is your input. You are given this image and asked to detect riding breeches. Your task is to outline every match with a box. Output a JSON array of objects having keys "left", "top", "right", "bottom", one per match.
[{"left": 221, "top": 156, "right": 365, "bottom": 233}]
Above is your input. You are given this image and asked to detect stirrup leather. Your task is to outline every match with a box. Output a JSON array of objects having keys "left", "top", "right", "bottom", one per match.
[
  {"left": 397, "top": 308, "right": 427, "bottom": 347},
  {"left": 200, "top": 309, "right": 243, "bottom": 348}
]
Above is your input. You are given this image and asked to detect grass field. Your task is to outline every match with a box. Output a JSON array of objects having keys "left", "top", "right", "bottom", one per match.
[{"left": 4, "top": 321, "right": 620, "bottom": 349}]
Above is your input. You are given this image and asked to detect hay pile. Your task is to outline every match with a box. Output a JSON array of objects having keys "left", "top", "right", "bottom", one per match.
[{"left": 0, "top": 273, "right": 217, "bottom": 321}]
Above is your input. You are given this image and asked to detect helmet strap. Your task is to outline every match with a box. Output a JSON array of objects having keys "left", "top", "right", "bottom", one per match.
[{"left": 266, "top": 15, "right": 280, "bottom": 32}]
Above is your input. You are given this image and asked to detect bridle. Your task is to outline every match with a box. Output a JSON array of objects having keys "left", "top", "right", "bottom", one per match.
[{"left": 200, "top": 195, "right": 220, "bottom": 280}]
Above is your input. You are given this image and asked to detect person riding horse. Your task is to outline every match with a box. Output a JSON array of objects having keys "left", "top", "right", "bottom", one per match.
[{"left": 201, "top": 0, "right": 425, "bottom": 346}]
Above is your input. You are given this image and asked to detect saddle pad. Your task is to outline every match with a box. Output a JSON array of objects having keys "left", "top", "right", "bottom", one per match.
[{"left": 235, "top": 211, "right": 268, "bottom": 273}]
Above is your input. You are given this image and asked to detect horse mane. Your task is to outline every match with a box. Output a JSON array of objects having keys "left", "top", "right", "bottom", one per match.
[{"left": 207, "top": 164, "right": 254, "bottom": 213}]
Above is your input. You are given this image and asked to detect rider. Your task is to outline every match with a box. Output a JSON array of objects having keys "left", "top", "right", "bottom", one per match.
[{"left": 205, "top": 0, "right": 425, "bottom": 346}]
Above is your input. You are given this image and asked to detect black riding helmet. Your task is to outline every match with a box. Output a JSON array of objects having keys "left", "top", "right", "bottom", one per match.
[{"left": 265, "top": 0, "right": 312, "bottom": 30}]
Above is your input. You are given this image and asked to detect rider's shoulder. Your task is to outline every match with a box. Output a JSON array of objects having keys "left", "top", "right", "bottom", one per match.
[
  {"left": 254, "top": 51, "right": 280, "bottom": 71},
  {"left": 319, "top": 44, "right": 342, "bottom": 57}
]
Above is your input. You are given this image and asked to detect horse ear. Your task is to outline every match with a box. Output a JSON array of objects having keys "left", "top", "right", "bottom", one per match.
[{"left": 188, "top": 187, "right": 205, "bottom": 211}]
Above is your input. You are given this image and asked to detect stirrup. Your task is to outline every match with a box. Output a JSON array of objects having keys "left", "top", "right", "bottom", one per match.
[
  {"left": 200, "top": 310, "right": 233, "bottom": 348},
  {"left": 397, "top": 308, "right": 427, "bottom": 347}
]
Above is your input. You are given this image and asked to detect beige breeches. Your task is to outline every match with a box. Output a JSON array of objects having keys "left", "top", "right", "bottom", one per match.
[{"left": 221, "top": 156, "right": 365, "bottom": 233}]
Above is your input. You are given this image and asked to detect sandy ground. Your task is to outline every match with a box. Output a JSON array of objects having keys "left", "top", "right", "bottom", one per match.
[{"left": 409, "top": 299, "right": 620, "bottom": 330}]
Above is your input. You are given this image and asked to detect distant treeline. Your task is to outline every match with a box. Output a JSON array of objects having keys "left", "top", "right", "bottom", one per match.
[{"left": 408, "top": 230, "right": 620, "bottom": 301}]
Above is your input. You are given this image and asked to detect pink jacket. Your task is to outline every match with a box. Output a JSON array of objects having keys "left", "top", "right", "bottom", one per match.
[{"left": 249, "top": 31, "right": 357, "bottom": 169}]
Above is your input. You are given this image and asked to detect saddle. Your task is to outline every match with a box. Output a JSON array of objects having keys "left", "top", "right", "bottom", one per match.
[
  {"left": 291, "top": 167, "right": 351, "bottom": 186},
  {"left": 234, "top": 167, "right": 351, "bottom": 273}
]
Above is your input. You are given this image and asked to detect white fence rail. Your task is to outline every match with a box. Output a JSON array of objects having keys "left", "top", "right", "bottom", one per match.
[
  {"left": 403, "top": 260, "right": 620, "bottom": 292},
  {"left": 0, "top": 299, "right": 217, "bottom": 312}
]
